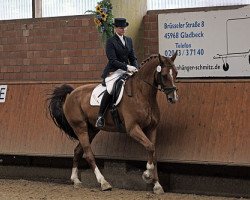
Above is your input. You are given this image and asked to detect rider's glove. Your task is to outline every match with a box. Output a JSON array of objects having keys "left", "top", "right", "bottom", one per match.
[{"left": 127, "top": 65, "right": 138, "bottom": 73}]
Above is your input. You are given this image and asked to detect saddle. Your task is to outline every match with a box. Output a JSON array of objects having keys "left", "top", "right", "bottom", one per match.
[{"left": 90, "top": 74, "right": 130, "bottom": 132}]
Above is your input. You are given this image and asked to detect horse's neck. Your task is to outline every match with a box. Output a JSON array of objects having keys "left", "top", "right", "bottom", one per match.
[{"left": 134, "top": 58, "right": 158, "bottom": 97}]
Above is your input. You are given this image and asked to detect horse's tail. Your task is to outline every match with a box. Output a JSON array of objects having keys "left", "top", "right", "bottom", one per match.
[{"left": 47, "top": 84, "right": 78, "bottom": 140}]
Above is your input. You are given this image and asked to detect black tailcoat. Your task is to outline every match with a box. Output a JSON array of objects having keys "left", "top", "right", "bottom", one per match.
[{"left": 101, "top": 34, "right": 138, "bottom": 79}]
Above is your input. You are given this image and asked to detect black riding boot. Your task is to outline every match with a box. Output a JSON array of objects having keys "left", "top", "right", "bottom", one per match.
[{"left": 95, "top": 91, "right": 112, "bottom": 128}]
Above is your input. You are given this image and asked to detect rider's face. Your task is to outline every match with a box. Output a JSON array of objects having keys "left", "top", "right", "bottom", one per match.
[{"left": 115, "top": 27, "right": 127, "bottom": 36}]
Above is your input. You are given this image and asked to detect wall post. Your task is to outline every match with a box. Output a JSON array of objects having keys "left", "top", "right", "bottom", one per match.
[{"left": 110, "top": 0, "right": 147, "bottom": 62}]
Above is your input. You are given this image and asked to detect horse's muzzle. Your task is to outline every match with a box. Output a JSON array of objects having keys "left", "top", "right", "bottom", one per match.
[
  {"left": 166, "top": 88, "right": 178, "bottom": 104},
  {"left": 167, "top": 95, "right": 178, "bottom": 103}
]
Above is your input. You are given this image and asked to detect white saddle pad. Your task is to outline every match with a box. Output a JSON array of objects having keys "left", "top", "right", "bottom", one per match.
[{"left": 90, "top": 83, "right": 125, "bottom": 106}]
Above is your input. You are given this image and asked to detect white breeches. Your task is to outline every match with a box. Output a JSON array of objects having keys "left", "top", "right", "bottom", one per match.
[{"left": 105, "top": 69, "right": 127, "bottom": 94}]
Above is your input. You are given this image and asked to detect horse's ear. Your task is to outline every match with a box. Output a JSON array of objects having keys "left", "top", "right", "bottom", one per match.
[
  {"left": 158, "top": 53, "right": 164, "bottom": 65},
  {"left": 171, "top": 51, "right": 177, "bottom": 62}
]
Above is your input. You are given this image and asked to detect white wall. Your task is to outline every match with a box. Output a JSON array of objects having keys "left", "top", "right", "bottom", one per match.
[
  {"left": 1, "top": 0, "right": 250, "bottom": 20},
  {"left": 147, "top": 0, "right": 250, "bottom": 10}
]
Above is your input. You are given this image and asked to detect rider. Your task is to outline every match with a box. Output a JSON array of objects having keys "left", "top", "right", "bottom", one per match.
[{"left": 95, "top": 18, "right": 138, "bottom": 128}]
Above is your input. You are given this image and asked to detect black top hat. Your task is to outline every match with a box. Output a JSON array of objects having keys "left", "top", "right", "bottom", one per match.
[{"left": 113, "top": 18, "right": 129, "bottom": 27}]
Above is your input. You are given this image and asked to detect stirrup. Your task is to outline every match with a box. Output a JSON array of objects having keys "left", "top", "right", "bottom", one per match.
[{"left": 95, "top": 116, "right": 105, "bottom": 128}]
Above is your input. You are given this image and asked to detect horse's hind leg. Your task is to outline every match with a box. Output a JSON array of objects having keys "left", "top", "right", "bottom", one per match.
[
  {"left": 70, "top": 143, "right": 83, "bottom": 186},
  {"left": 70, "top": 124, "right": 100, "bottom": 187},
  {"left": 73, "top": 122, "right": 112, "bottom": 191}
]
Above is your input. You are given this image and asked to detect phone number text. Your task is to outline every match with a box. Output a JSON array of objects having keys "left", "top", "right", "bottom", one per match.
[{"left": 165, "top": 49, "right": 205, "bottom": 57}]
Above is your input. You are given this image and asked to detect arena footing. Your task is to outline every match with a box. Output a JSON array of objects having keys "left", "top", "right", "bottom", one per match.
[
  {"left": 0, "top": 156, "right": 250, "bottom": 198},
  {"left": 80, "top": 160, "right": 250, "bottom": 198}
]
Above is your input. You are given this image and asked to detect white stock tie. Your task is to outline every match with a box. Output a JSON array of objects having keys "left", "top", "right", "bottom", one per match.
[{"left": 120, "top": 37, "right": 125, "bottom": 46}]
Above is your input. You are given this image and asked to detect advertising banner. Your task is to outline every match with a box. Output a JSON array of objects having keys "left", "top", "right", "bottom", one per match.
[{"left": 158, "top": 6, "right": 250, "bottom": 77}]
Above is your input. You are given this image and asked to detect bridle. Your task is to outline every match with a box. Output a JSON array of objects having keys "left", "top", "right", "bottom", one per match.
[
  {"left": 139, "top": 61, "right": 177, "bottom": 95},
  {"left": 155, "top": 66, "right": 177, "bottom": 95}
]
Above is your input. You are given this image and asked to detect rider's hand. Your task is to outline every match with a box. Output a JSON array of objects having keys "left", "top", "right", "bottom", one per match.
[{"left": 127, "top": 65, "right": 138, "bottom": 73}]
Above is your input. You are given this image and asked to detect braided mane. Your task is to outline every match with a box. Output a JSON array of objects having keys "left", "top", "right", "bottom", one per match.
[{"left": 140, "top": 54, "right": 158, "bottom": 68}]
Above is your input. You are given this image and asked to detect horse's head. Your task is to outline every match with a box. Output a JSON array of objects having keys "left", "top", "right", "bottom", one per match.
[{"left": 156, "top": 52, "right": 178, "bottom": 103}]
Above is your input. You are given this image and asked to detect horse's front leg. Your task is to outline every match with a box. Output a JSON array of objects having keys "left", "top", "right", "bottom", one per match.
[
  {"left": 70, "top": 142, "right": 83, "bottom": 187},
  {"left": 143, "top": 160, "right": 164, "bottom": 194},
  {"left": 129, "top": 125, "right": 164, "bottom": 194},
  {"left": 142, "top": 128, "right": 164, "bottom": 194}
]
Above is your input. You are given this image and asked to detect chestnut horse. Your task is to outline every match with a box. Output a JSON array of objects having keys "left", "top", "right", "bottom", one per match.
[{"left": 48, "top": 53, "right": 178, "bottom": 194}]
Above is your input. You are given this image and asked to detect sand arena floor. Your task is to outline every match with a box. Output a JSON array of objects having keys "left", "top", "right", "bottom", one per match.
[{"left": 0, "top": 179, "right": 248, "bottom": 200}]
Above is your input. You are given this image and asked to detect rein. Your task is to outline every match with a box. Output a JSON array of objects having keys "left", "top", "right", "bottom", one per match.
[{"left": 138, "top": 74, "right": 159, "bottom": 91}]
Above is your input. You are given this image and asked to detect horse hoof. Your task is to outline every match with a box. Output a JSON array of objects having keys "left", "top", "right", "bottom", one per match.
[
  {"left": 71, "top": 178, "right": 82, "bottom": 188},
  {"left": 153, "top": 185, "right": 164, "bottom": 195},
  {"left": 142, "top": 171, "right": 153, "bottom": 184},
  {"left": 101, "top": 182, "right": 112, "bottom": 191},
  {"left": 73, "top": 182, "right": 82, "bottom": 189}
]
